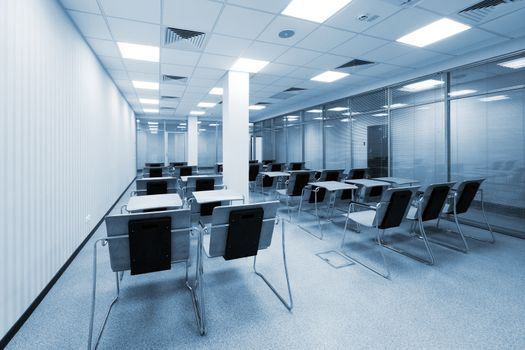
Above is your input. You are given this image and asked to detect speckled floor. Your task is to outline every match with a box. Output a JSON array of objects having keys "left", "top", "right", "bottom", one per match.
[{"left": 6, "top": 184, "right": 525, "bottom": 350}]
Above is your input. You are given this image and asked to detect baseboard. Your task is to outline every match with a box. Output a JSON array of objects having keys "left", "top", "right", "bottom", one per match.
[{"left": 0, "top": 177, "right": 136, "bottom": 349}]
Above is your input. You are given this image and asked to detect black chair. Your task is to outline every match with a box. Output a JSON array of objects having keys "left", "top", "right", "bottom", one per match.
[
  {"left": 262, "top": 163, "right": 284, "bottom": 188},
  {"left": 197, "top": 201, "right": 292, "bottom": 332},
  {"left": 149, "top": 167, "right": 163, "bottom": 178},
  {"left": 276, "top": 171, "right": 315, "bottom": 220},
  {"left": 194, "top": 178, "right": 221, "bottom": 216},
  {"left": 308, "top": 169, "right": 343, "bottom": 203},
  {"left": 288, "top": 162, "right": 305, "bottom": 171},
  {"left": 340, "top": 186, "right": 419, "bottom": 278},
  {"left": 170, "top": 162, "right": 187, "bottom": 167},
  {"left": 88, "top": 209, "right": 204, "bottom": 348},
  {"left": 262, "top": 159, "right": 275, "bottom": 165},
  {"left": 249, "top": 163, "right": 261, "bottom": 191},
  {"left": 249, "top": 160, "right": 259, "bottom": 164},
  {"left": 180, "top": 166, "right": 193, "bottom": 177},
  {"left": 146, "top": 180, "right": 168, "bottom": 195},
  {"left": 146, "top": 162, "right": 163, "bottom": 167}
]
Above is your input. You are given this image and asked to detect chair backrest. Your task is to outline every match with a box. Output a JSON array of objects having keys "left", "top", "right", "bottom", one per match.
[
  {"left": 319, "top": 169, "right": 344, "bottom": 182},
  {"left": 170, "top": 162, "right": 187, "bottom": 167},
  {"left": 186, "top": 175, "right": 223, "bottom": 190},
  {"left": 249, "top": 160, "right": 259, "bottom": 164},
  {"left": 146, "top": 163, "right": 163, "bottom": 167},
  {"left": 262, "top": 160, "right": 275, "bottom": 165},
  {"left": 376, "top": 186, "right": 419, "bottom": 229},
  {"left": 419, "top": 182, "right": 455, "bottom": 221},
  {"left": 289, "top": 162, "right": 304, "bottom": 171},
  {"left": 179, "top": 166, "right": 193, "bottom": 177},
  {"left": 105, "top": 209, "right": 191, "bottom": 272},
  {"left": 249, "top": 163, "right": 261, "bottom": 181},
  {"left": 149, "top": 167, "right": 163, "bottom": 178},
  {"left": 207, "top": 201, "right": 279, "bottom": 258},
  {"left": 287, "top": 171, "right": 314, "bottom": 196},
  {"left": 146, "top": 181, "right": 168, "bottom": 195},
  {"left": 454, "top": 179, "right": 484, "bottom": 214},
  {"left": 136, "top": 178, "right": 178, "bottom": 193},
  {"left": 347, "top": 168, "right": 367, "bottom": 180},
  {"left": 271, "top": 163, "right": 284, "bottom": 171},
  {"left": 361, "top": 184, "right": 386, "bottom": 203}
]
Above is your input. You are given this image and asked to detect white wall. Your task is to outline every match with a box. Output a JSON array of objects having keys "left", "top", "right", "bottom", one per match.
[{"left": 0, "top": 0, "right": 136, "bottom": 340}]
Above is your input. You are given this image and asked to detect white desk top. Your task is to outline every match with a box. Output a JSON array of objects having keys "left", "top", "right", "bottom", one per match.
[
  {"left": 137, "top": 176, "right": 174, "bottom": 181},
  {"left": 309, "top": 181, "right": 357, "bottom": 191},
  {"left": 181, "top": 174, "right": 221, "bottom": 182},
  {"left": 344, "top": 179, "right": 391, "bottom": 187},
  {"left": 127, "top": 193, "right": 183, "bottom": 212},
  {"left": 260, "top": 171, "right": 290, "bottom": 177},
  {"left": 192, "top": 189, "right": 244, "bottom": 204},
  {"left": 373, "top": 177, "right": 419, "bottom": 185}
]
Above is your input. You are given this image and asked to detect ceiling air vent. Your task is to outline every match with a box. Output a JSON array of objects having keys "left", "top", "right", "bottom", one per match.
[
  {"left": 161, "top": 106, "right": 177, "bottom": 110},
  {"left": 256, "top": 102, "right": 272, "bottom": 105},
  {"left": 337, "top": 59, "right": 374, "bottom": 69},
  {"left": 270, "top": 87, "right": 307, "bottom": 100},
  {"left": 284, "top": 87, "right": 306, "bottom": 92},
  {"left": 459, "top": 0, "right": 524, "bottom": 22},
  {"left": 162, "top": 75, "right": 188, "bottom": 84},
  {"left": 164, "top": 27, "right": 206, "bottom": 50},
  {"left": 161, "top": 95, "right": 179, "bottom": 100}
]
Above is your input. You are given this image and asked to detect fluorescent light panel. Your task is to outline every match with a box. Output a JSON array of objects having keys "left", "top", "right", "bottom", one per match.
[
  {"left": 282, "top": 0, "right": 353, "bottom": 23},
  {"left": 306, "top": 109, "right": 322, "bottom": 113},
  {"left": 209, "top": 87, "right": 223, "bottom": 95},
  {"left": 230, "top": 58, "right": 269, "bottom": 73},
  {"left": 249, "top": 105, "right": 266, "bottom": 110},
  {"left": 396, "top": 18, "right": 470, "bottom": 48},
  {"left": 478, "top": 95, "right": 509, "bottom": 102},
  {"left": 372, "top": 113, "right": 388, "bottom": 117},
  {"left": 209, "top": 123, "right": 220, "bottom": 126},
  {"left": 140, "top": 98, "right": 159, "bottom": 105},
  {"left": 383, "top": 103, "right": 407, "bottom": 109},
  {"left": 399, "top": 79, "right": 444, "bottom": 92},
  {"left": 132, "top": 80, "right": 159, "bottom": 90},
  {"left": 197, "top": 102, "right": 216, "bottom": 108},
  {"left": 311, "top": 71, "right": 349, "bottom": 83},
  {"left": 498, "top": 57, "right": 525, "bottom": 69},
  {"left": 147, "top": 122, "right": 158, "bottom": 125},
  {"left": 117, "top": 42, "right": 159, "bottom": 62},
  {"left": 328, "top": 107, "right": 348, "bottom": 112},
  {"left": 143, "top": 108, "right": 159, "bottom": 113},
  {"left": 448, "top": 89, "right": 477, "bottom": 97},
  {"left": 190, "top": 111, "right": 205, "bottom": 115}
]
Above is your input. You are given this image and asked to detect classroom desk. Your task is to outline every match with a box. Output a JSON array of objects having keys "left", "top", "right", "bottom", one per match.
[
  {"left": 344, "top": 179, "right": 391, "bottom": 203},
  {"left": 181, "top": 174, "right": 222, "bottom": 183},
  {"left": 192, "top": 189, "right": 245, "bottom": 204},
  {"left": 258, "top": 171, "right": 290, "bottom": 195},
  {"left": 126, "top": 193, "right": 183, "bottom": 212},
  {"left": 373, "top": 177, "right": 419, "bottom": 186}
]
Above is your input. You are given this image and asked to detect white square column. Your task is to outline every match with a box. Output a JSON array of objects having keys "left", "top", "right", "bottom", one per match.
[
  {"left": 187, "top": 116, "right": 198, "bottom": 166},
  {"left": 223, "top": 71, "right": 249, "bottom": 200}
]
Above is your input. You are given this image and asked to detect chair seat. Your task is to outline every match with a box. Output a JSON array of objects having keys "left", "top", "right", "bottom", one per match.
[{"left": 344, "top": 209, "right": 376, "bottom": 227}]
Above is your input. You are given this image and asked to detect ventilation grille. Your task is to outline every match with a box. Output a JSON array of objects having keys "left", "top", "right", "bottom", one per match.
[
  {"left": 165, "top": 27, "right": 206, "bottom": 49},
  {"left": 255, "top": 102, "right": 272, "bottom": 105},
  {"left": 270, "top": 87, "right": 307, "bottom": 100},
  {"left": 162, "top": 75, "right": 187, "bottom": 84},
  {"left": 458, "top": 0, "right": 524, "bottom": 22},
  {"left": 337, "top": 59, "right": 374, "bottom": 69},
  {"left": 161, "top": 95, "right": 179, "bottom": 100}
]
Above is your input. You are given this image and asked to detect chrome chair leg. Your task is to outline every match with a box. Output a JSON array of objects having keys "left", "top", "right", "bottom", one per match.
[
  {"left": 461, "top": 189, "right": 495, "bottom": 243},
  {"left": 253, "top": 218, "right": 293, "bottom": 311}
]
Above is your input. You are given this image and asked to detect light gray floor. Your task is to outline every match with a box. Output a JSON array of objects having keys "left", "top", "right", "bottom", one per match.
[{"left": 6, "top": 183, "right": 525, "bottom": 349}]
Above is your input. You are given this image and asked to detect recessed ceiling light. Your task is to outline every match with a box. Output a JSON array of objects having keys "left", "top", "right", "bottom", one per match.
[
  {"left": 306, "top": 109, "right": 322, "bottom": 113},
  {"left": 396, "top": 18, "right": 470, "bottom": 48},
  {"left": 179, "top": 122, "right": 187, "bottom": 126},
  {"left": 230, "top": 58, "right": 269, "bottom": 73},
  {"left": 340, "top": 118, "right": 351, "bottom": 122},
  {"left": 143, "top": 108, "right": 159, "bottom": 113},
  {"left": 497, "top": 57, "right": 525, "bottom": 69},
  {"left": 117, "top": 42, "right": 159, "bottom": 62},
  {"left": 132, "top": 80, "right": 159, "bottom": 90},
  {"left": 197, "top": 121, "right": 202, "bottom": 124},
  {"left": 282, "top": 0, "right": 353, "bottom": 23},
  {"left": 197, "top": 102, "right": 217, "bottom": 108},
  {"left": 478, "top": 95, "right": 509, "bottom": 102},
  {"left": 199, "top": 128, "right": 206, "bottom": 132},
  {"left": 209, "top": 87, "right": 223, "bottom": 95},
  {"left": 328, "top": 107, "right": 348, "bottom": 111},
  {"left": 140, "top": 98, "right": 159, "bottom": 105},
  {"left": 372, "top": 113, "right": 388, "bottom": 117},
  {"left": 190, "top": 111, "right": 205, "bottom": 115},
  {"left": 286, "top": 115, "right": 299, "bottom": 120},
  {"left": 177, "top": 126, "right": 186, "bottom": 129},
  {"left": 448, "top": 89, "right": 477, "bottom": 97},
  {"left": 311, "top": 71, "right": 349, "bottom": 83},
  {"left": 209, "top": 123, "right": 220, "bottom": 126},
  {"left": 399, "top": 79, "right": 444, "bottom": 92},
  {"left": 314, "top": 117, "right": 325, "bottom": 120},
  {"left": 383, "top": 103, "right": 407, "bottom": 109},
  {"left": 136, "top": 119, "right": 140, "bottom": 123},
  {"left": 249, "top": 105, "right": 266, "bottom": 110},
  {"left": 147, "top": 122, "right": 158, "bottom": 125}
]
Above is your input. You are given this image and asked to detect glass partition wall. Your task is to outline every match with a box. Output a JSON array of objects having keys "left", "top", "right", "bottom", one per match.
[{"left": 253, "top": 51, "right": 525, "bottom": 238}]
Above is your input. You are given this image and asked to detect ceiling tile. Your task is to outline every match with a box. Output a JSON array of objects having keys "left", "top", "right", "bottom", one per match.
[
  {"left": 427, "top": 28, "right": 508, "bottom": 55},
  {"left": 257, "top": 15, "right": 318, "bottom": 46},
  {"left": 114, "top": 79, "right": 134, "bottom": 89},
  {"left": 100, "top": 0, "right": 161, "bottom": 23},
  {"left": 357, "top": 63, "right": 412, "bottom": 77},
  {"left": 214, "top": 5, "right": 275, "bottom": 40},
  {"left": 188, "top": 77, "right": 219, "bottom": 87},
  {"left": 226, "top": 0, "right": 289, "bottom": 13},
  {"left": 250, "top": 74, "right": 281, "bottom": 85},
  {"left": 304, "top": 53, "right": 350, "bottom": 70},
  {"left": 388, "top": 50, "right": 453, "bottom": 69},
  {"left": 98, "top": 55, "right": 125, "bottom": 70},
  {"left": 108, "top": 69, "right": 129, "bottom": 80},
  {"left": 241, "top": 41, "right": 289, "bottom": 61},
  {"left": 124, "top": 60, "right": 159, "bottom": 74},
  {"left": 161, "top": 63, "right": 194, "bottom": 77},
  {"left": 68, "top": 11, "right": 112, "bottom": 40},
  {"left": 286, "top": 67, "right": 323, "bottom": 80},
  {"left": 271, "top": 76, "right": 307, "bottom": 88},
  {"left": 326, "top": 0, "right": 400, "bottom": 33},
  {"left": 106, "top": 17, "right": 160, "bottom": 45},
  {"left": 364, "top": 7, "right": 441, "bottom": 41},
  {"left": 198, "top": 53, "right": 237, "bottom": 70},
  {"left": 258, "top": 62, "right": 297, "bottom": 76},
  {"left": 360, "top": 42, "right": 414, "bottom": 63},
  {"left": 416, "top": 0, "right": 480, "bottom": 16},
  {"left": 162, "top": 48, "right": 201, "bottom": 66},
  {"left": 60, "top": 0, "right": 100, "bottom": 14},
  {"left": 297, "top": 26, "right": 356, "bottom": 52},
  {"left": 480, "top": 7, "right": 525, "bottom": 39},
  {"left": 330, "top": 34, "right": 388, "bottom": 57},
  {"left": 163, "top": 0, "right": 223, "bottom": 33},
  {"left": 204, "top": 34, "right": 252, "bottom": 56},
  {"left": 275, "top": 47, "right": 321, "bottom": 66},
  {"left": 192, "top": 67, "right": 227, "bottom": 80},
  {"left": 161, "top": 85, "right": 186, "bottom": 95},
  {"left": 127, "top": 71, "right": 158, "bottom": 81},
  {"left": 86, "top": 37, "right": 120, "bottom": 57}
]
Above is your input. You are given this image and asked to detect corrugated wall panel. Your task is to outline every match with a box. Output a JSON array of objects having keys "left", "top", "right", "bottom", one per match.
[{"left": 0, "top": 0, "right": 136, "bottom": 339}]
